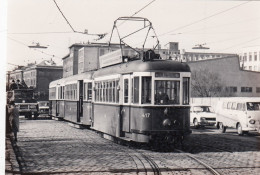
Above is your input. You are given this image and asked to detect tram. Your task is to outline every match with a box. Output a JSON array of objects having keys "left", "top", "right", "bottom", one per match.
[{"left": 49, "top": 17, "right": 191, "bottom": 144}]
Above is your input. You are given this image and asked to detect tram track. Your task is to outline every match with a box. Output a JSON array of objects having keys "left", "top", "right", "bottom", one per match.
[
  {"left": 71, "top": 125, "right": 161, "bottom": 175},
  {"left": 175, "top": 149, "right": 221, "bottom": 175}
]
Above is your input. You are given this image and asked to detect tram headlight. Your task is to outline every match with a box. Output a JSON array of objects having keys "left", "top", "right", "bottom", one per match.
[
  {"left": 162, "top": 118, "right": 171, "bottom": 127},
  {"left": 249, "top": 119, "right": 255, "bottom": 124}
]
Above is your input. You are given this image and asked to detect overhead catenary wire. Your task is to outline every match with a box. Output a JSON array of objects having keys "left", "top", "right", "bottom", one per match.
[
  {"left": 158, "top": 1, "right": 251, "bottom": 37},
  {"left": 7, "top": 36, "right": 62, "bottom": 59},
  {"left": 131, "top": 0, "right": 252, "bottom": 49},
  {"left": 217, "top": 36, "right": 260, "bottom": 52},
  {"left": 53, "top": 0, "right": 76, "bottom": 32},
  {"left": 53, "top": 0, "right": 106, "bottom": 39}
]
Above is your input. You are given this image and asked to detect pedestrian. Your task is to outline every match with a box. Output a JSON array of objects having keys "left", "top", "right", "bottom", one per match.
[
  {"left": 8, "top": 101, "right": 19, "bottom": 142},
  {"left": 6, "top": 105, "right": 12, "bottom": 137},
  {"left": 21, "top": 80, "right": 28, "bottom": 89},
  {"left": 9, "top": 80, "right": 18, "bottom": 90},
  {"left": 16, "top": 79, "right": 23, "bottom": 89}
]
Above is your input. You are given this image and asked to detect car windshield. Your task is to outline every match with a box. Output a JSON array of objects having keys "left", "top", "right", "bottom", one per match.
[
  {"left": 38, "top": 102, "right": 49, "bottom": 107},
  {"left": 193, "top": 106, "right": 213, "bottom": 112},
  {"left": 247, "top": 102, "right": 260, "bottom": 111}
]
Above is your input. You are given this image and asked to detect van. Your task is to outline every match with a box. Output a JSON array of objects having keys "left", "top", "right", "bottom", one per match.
[
  {"left": 190, "top": 105, "right": 216, "bottom": 128},
  {"left": 215, "top": 98, "right": 260, "bottom": 135}
]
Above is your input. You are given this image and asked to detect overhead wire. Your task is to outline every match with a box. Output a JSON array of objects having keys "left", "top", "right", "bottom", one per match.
[
  {"left": 7, "top": 36, "right": 62, "bottom": 59},
  {"left": 53, "top": 0, "right": 76, "bottom": 32},
  {"left": 53, "top": 0, "right": 106, "bottom": 39},
  {"left": 217, "top": 36, "right": 260, "bottom": 52},
  {"left": 158, "top": 1, "right": 251, "bottom": 37},
  {"left": 130, "top": 0, "right": 252, "bottom": 49}
]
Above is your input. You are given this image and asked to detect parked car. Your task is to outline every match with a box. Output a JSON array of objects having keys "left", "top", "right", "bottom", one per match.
[
  {"left": 190, "top": 105, "right": 216, "bottom": 128},
  {"left": 215, "top": 98, "right": 260, "bottom": 135},
  {"left": 37, "top": 101, "right": 50, "bottom": 117}
]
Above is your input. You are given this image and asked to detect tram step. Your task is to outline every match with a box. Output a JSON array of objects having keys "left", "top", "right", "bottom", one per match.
[{"left": 68, "top": 122, "right": 84, "bottom": 129}]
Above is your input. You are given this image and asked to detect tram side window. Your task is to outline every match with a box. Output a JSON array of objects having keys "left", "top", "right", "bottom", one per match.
[
  {"left": 124, "top": 79, "right": 129, "bottom": 103},
  {"left": 95, "top": 80, "right": 119, "bottom": 103},
  {"left": 84, "top": 82, "right": 92, "bottom": 101},
  {"left": 141, "top": 77, "right": 151, "bottom": 104},
  {"left": 115, "top": 80, "right": 119, "bottom": 103},
  {"left": 183, "top": 77, "right": 189, "bottom": 105},
  {"left": 49, "top": 87, "right": 56, "bottom": 100},
  {"left": 155, "top": 80, "right": 180, "bottom": 105},
  {"left": 133, "top": 77, "right": 139, "bottom": 104}
]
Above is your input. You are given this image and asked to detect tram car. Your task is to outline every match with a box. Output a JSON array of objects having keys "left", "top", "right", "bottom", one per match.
[
  {"left": 49, "top": 17, "right": 191, "bottom": 144},
  {"left": 49, "top": 54, "right": 191, "bottom": 144}
]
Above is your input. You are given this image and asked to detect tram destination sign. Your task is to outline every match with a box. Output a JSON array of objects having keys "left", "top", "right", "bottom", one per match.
[{"left": 99, "top": 49, "right": 123, "bottom": 68}]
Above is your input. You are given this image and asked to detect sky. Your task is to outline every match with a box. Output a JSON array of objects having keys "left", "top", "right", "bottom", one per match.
[{"left": 4, "top": 0, "right": 260, "bottom": 71}]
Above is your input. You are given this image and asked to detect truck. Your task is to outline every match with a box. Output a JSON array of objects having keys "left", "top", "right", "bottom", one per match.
[{"left": 7, "top": 89, "right": 39, "bottom": 119}]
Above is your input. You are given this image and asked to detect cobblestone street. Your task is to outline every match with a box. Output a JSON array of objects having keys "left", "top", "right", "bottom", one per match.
[{"left": 6, "top": 117, "right": 260, "bottom": 175}]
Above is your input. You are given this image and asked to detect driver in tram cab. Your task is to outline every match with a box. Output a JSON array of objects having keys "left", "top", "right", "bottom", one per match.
[{"left": 155, "top": 90, "right": 169, "bottom": 105}]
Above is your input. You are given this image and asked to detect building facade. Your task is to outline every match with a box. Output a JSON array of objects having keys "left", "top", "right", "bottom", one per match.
[
  {"left": 187, "top": 56, "right": 260, "bottom": 97},
  {"left": 8, "top": 60, "right": 63, "bottom": 101},
  {"left": 62, "top": 43, "right": 137, "bottom": 77},
  {"left": 239, "top": 46, "right": 260, "bottom": 72}
]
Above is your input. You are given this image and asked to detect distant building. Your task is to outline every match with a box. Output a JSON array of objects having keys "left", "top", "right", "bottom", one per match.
[
  {"left": 239, "top": 46, "right": 260, "bottom": 72},
  {"left": 62, "top": 43, "right": 137, "bottom": 78},
  {"left": 8, "top": 60, "right": 63, "bottom": 101},
  {"left": 188, "top": 56, "right": 260, "bottom": 97},
  {"left": 157, "top": 42, "right": 237, "bottom": 61}
]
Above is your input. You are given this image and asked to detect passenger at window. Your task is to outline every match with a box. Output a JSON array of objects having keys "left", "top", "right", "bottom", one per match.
[{"left": 155, "top": 90, "right": 169, "bottom": 105}]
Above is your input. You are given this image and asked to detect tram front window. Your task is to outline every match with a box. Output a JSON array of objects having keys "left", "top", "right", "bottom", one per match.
[{"left": 155, "top": 80, "right": 180, "bottom": 105}]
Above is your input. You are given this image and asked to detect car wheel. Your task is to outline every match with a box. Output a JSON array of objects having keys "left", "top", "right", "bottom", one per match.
[
  {"left": 237, "top": 123, "right": 244, "bottom": 136},
  {"left": 219, "top": 122, "right": 226, "bottom": 133},
  {"left": 193, "top": 118, "right": 199, "bottom": 129}
]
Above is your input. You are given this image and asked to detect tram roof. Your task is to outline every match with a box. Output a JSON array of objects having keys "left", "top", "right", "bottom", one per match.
[
  {"left": 93, "top": 59, "right": 190, "bottom": 78},
  {"left": 49, "top": 71, "right": 93, "bottom": 87}
]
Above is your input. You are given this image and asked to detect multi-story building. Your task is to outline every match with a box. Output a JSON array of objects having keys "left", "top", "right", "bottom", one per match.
[
  {"left": 62, "top": 43, "right": 137, "bottom": 77},
  {"left": 9, "top": 66, "right": 25, "bottom": 81},
  {"left": 157, "top": 42, "right": 237, "bottom": 61},
  {"left": 8, "top": 60, "right": 63, "bottom": 101},
  {"left": 187, "top": 56, "right": 260, "bottom": 97},
  {"left": 239, "top": 46, "right": 260, "bottom": 72}
]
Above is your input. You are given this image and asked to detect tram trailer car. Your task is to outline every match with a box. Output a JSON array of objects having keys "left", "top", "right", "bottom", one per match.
[{"left": 49, "top": 58, "right": 191, "bottom": 144}]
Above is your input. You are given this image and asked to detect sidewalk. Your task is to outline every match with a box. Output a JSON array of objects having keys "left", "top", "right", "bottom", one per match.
[{"left": 5, "top": 135, "right": 20, "bottom": 175}]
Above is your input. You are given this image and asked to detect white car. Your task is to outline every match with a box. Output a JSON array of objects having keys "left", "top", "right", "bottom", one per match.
[{"left": 190, "top": 105, "right": 216, "bottom": 128}]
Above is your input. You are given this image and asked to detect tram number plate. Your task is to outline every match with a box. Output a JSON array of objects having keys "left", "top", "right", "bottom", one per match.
[{"left": 142, "top": 113, "right": 150, "bottom": 118}]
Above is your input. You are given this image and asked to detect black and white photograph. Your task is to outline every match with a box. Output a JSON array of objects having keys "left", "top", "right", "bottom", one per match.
[{"left": 1, "top": 0, "right": 260, "bottom": 174}]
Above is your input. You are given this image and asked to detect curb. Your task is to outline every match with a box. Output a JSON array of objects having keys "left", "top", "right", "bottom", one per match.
[{"left": 5, "top": 136, "right": 21, "bottom": 174}]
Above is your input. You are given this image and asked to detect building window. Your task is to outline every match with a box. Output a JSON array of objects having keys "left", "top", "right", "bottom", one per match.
[
  {"left": 249, "top": 52, "right": 252, "bottom": 61},
  {"left": 244, "top": 53, "right": 247, "bottom": 61},
  {"left": 256, "top": 87, "right": 260, "bottom": 93},
  {"left": 241, "top": 87, "right": 252, "bottom": 93},
  {"left": 254, "top": 52, "right": 257, "bottom": 61},
  {"left": 226, "top": 86, "right": 237, "bottom": 93},
  {"left": 249, "top": 66, "right": 252, "bottom": 70}
]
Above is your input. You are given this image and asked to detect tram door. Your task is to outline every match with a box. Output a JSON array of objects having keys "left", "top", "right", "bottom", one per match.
[
  {"left": 77, "top": 80, "right": 83, "bottom": 123},
  {"left": 122, "top": 75, "right": 131, "bottom": 134}
]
